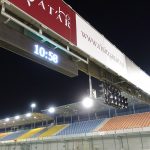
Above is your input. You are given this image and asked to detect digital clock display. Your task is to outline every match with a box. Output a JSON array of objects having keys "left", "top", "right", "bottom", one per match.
[{"left": 34, "top": 45, "right": 58, "bottom": 64}]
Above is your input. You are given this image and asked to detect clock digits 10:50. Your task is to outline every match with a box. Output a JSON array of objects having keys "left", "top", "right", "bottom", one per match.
[{"left": 34, "top": 45, "right": 58, "bottom": 64}]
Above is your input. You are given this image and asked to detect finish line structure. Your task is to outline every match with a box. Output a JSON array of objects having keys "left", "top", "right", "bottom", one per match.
[{"left": 0, "top": 0, "right": 149, "bottom": 103}]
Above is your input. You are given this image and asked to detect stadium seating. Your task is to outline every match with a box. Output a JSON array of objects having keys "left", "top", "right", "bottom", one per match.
[
  {"left": 100, "top": 112, "right": 150, "bottom": 131},
  {"left": 1, "top": 112, "right": 150, "bottom": 141},
  {"left": 57, "top": 119, "right": 105, "bottom": 135},
  {"left": 31, "top": 127, "right": 49, "bottom": 138},
  {"left": 39, "top": 125, "right": 67, "bottom": 137},
  {"left": 17, "top": 128, "right": 44, "bottom": 140},
  {"left": 0, "top": 132, "right": 11, "bottom": 139},
  {"left": 1, "top": 130, "right": 29, "bottom": 141}
]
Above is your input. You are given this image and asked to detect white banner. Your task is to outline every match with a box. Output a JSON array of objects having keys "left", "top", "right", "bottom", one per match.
[
  {"left": 76, "top": 14, "right": 150, "bottom": 95},
  {"left": 125, "top": 57, "right": 150, "bottom": 95},
  {"left": 76, "top": 14, "right": 127, "bottom": 78}
]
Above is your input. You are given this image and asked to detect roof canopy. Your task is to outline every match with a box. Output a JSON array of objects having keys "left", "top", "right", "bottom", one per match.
[{"left": 0, "top": 113, "right": 52, "bottom": 129}]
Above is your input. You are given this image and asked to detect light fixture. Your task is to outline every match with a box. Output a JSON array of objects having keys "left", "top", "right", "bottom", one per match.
[
  {"left": 31, "top": 103, "right": 36, "bottom": 108},
  {"left": 103, "top": 82, "right": 128, "bottom": 109},
  {"left": 48, "top": 107, "right": 56, "bottom": 114},
  {"left": 5, "top": 118, "right": 10, "bottom": 122},
  {"left": 26, "top": 113, "right": 32, "bottom": 118},
  {"left": 31, "top": 103, "right": 36, "bottom": 112},
  {"left": 15, "top": 116, "right": 20, "bottom": 120},
  {"left": 82, "top": 97, "right": 94, "bottom": 108}
]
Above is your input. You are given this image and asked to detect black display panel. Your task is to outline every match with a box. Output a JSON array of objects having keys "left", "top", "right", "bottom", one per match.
[{"left": 0, "top": 16, "right": 78, "bottom": 77}]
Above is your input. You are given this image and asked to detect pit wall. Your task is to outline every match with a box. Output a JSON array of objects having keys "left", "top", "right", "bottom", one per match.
[{"left": 0, "top": 131, "right": 150, "bottom": 150}]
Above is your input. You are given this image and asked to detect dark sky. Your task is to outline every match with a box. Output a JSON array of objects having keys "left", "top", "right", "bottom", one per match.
[{"left": 0, "top": 0, "right": 150, "bottom": 118}]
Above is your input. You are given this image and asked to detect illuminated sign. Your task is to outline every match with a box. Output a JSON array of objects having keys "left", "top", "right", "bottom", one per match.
[
  {"left": 8, "top": 0, "right": 77, "bottom": 44},
  {"left": 0, "top": 20, "right": 78, "bottom": 77},
  {"left": 34, "top": 45, "right": 58, "bottom": 64}
]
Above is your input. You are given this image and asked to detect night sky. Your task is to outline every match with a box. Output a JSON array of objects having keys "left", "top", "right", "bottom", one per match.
[{"left": 0, "top": 0, "right": 150, "bottom": 118}]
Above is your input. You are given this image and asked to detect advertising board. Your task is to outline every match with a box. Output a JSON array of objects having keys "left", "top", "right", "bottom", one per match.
[
  {"left": 125, "top": 57, "right": 150, "bottom": 95},
  {"left": 8, "top": 0, "right": 77, "bottom": 44},
  {"left": 76, "top": 14, "right": 150, "bottom": 95},
  {"left": 76, "top": 15, "right": 127, "bottom": 78}
]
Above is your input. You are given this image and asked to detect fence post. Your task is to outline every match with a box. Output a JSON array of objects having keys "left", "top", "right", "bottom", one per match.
[{"left": 139, "top": 132, "right": 144, "bottom": 150}]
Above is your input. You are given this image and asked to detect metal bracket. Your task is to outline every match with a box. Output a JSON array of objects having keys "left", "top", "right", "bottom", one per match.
[{"left": 4, "top": 17, "right": 11, "bottom": 24}]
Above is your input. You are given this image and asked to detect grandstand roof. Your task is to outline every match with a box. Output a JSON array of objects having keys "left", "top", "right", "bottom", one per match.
[
  {"left": 42, "top": 99, "right": 110, "bottom": 117},
  {"left": 0, "top": 113, "right": 52, "bottom": 129},
  {"left": 43, "top": 96, "right": 145, "bottom": 117},
  {"left": 0, "top": 94, "right": 146, "bottom": 129}
]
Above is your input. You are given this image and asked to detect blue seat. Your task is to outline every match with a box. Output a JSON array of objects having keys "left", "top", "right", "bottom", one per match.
[
  {"left": 1, "top": 130, "right": 29, "bottom": 141},
  {"left": 57, "top": 119, "right": 105, "bottom": 136}
]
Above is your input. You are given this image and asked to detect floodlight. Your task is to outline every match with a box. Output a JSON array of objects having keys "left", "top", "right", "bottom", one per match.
[
  {"left": 15, "top": 115, "right": 20, "bottom": 120},
  {"left": 31, "top": 103, "right": 36, "bottom": 112},
  {"left": 48, "top": 107, "right": 55, "bottom": 113},
  {"left": 82, "top": 97, "right": 94, "bottom": 108},
  {"left": 26, "top": 113, "right": 32, "bottom": 118},
  {"left": 109, "top": 94, "right": 113, "bottom": 99},
  {"left": 31, "top": 103, "right": 36, "bottom": 108},
  {"left": 5, "top": 118, "right": 10, "bottom": 122}
]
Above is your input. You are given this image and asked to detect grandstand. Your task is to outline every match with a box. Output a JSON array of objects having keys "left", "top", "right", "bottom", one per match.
[
  {"left": 0, "top": 132, "right": 11, "bottom": 139},
  {"left": 40, "top": 125, "right": 67, "bottom": 137},
  {"left": 0, "top": 93, "right": 149, "bottom": 150},
  {"left": 100, "top": 112, "right": 150, "bottom": 131},
  {"left": 0, "top": 101, "right": 149, "bottom": 150},
  {"left": 17, "top": 128, "right": 44, "bottom": 140},
  {"left": 57, "top": 119, "right": 105, "bottom": 136},
  {"left": 1, "top": 130, "right": 29, "bottom": 141},
  {"left": 0, "top": 112, "right": 150, "bottom": 140}
]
